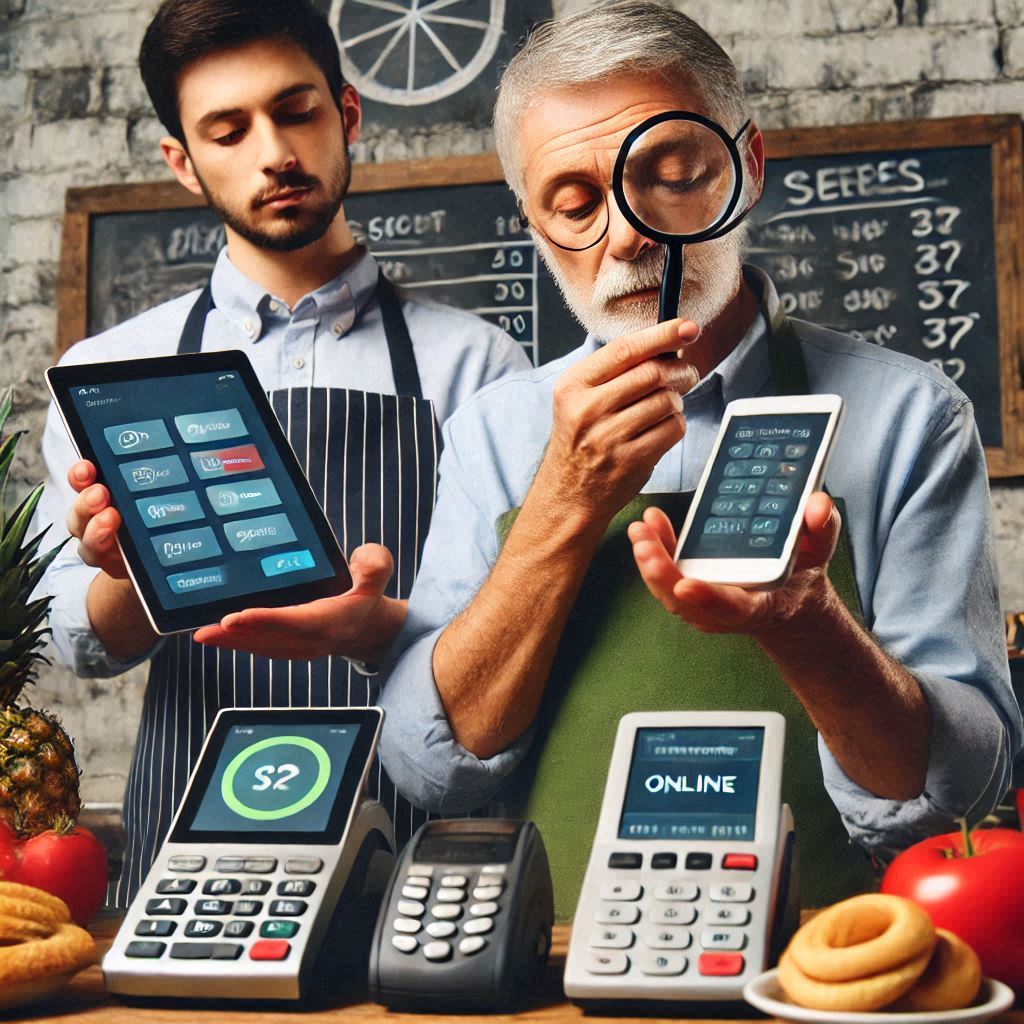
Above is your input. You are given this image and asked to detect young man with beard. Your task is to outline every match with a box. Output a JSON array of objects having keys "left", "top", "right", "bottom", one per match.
[
  {"left": 375, "top": 1, "right": 1021, "bottom": 913},
  {"left": 35, "top": 0, "right": 528, "bottom": 903}
]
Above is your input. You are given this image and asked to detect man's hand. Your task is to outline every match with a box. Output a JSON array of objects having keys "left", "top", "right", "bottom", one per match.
[
  {"left": 192, "top": 543, "right": 406, "bottom": 664},
  {"left": 533, "top": 318, "right": 701, "bottom": 527},
  {"left": 66, "top": 460, "right": 129, "bottom": 579},
  {"left": 628, "top": 492, "right": 841, "bottom": 633}
]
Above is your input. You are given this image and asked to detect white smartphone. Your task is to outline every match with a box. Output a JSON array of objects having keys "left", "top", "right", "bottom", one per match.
[{"left": 674, "top": 394, "right": 844, "bottom": 589}]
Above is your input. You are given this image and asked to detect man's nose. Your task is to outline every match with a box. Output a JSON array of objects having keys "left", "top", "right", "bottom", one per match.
[
  {"left": 604, "top": 198, "right": 656, "bottom": 262},
  {"left": 256, "top": 121, "right": 297, "bottom": 175}
]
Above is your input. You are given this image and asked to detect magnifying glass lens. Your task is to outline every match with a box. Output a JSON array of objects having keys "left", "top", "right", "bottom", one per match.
[{"left": 621, "top": 120, "right": 736, "bottom": 238}]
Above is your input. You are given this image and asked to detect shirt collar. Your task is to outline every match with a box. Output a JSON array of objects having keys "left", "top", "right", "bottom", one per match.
[{"left": 208, "top": 246, "right": 380, "bottom": 342}]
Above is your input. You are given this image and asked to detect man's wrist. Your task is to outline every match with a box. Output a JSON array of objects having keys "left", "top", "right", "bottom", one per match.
[{"left": 751, "top": 574, "right": 849, "bottom": 659}]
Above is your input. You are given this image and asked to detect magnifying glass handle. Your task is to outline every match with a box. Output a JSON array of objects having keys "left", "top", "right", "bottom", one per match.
[
  {"left": 658, "top": 242, "right": 685, "bottom": 323},
  {"left": 657, "top": 243, "right": 686, "bottom": 362}
]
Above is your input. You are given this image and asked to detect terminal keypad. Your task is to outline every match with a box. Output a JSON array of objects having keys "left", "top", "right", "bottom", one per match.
[
  {"left": 388, "top": 863, "right": 507, "bottom": 962},
  {"left": 584, "top": 851, "right": 758, "bottom": 977},
  {"left": 124, "top": 853, "right": 323, "bottom": 963}
]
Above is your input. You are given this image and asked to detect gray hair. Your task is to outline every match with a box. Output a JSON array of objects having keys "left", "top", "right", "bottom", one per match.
[{"left": 493, "top": 0, "right": 749, "bottom": 201}]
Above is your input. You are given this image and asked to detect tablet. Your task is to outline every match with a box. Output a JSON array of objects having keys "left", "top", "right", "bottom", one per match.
[{"left": 47, "top": 351, "right": 352, "bottom": 635}]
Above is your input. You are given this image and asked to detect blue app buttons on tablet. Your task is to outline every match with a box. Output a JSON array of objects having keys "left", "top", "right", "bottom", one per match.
[
  {"left": 104, "top": 419, "right": 173, "bottom": 456},
  {"left": 120, "top": 455, "right": 189, "bottom": 493},
  {"left": 261, "top": 550, "right": 315, "bottom": 577},
  {"left": 224, "top": 513, "right": 297, "bottom": 552},
  {"left": 152, "top": 527, "right": 223, "bottom": 567},
  {"left": 174, "top": 409, "right": 248, "bottom": 444},
  {"left": 206, "top": 478, "right": 281, "bottom": 516},
  {"left": 136, "top": 491, "right": 204, "bottom": 529},
  {"left": 167, "top": 566, "right": 228, "bottom": 594}
]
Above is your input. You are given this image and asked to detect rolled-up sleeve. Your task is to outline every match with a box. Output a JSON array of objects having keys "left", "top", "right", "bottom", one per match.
[
  {"left": 821, "top": 395, "right": 1022, "bottom": 853},
  {"left": 378, "top": 394, "right": 534, "bottom": 812},
  {"left": 32, "top": 397, "right": 164, "bottom": 678}
]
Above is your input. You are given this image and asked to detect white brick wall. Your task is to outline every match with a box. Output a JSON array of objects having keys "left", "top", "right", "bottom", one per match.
[{"left": 3, "top": 0, "right": 1023, "bottom": 807}]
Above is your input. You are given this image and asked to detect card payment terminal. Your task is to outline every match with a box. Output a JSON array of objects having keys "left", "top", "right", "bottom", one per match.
[
  {"left": 103, "top": 707, "right": 395, "bottom": 1001},
  {"left": 368, "top": 820, "right": 554, "bottom": 1011},
  {"left": 564, "top": 711, "right": 797, "bottom": 1007}
]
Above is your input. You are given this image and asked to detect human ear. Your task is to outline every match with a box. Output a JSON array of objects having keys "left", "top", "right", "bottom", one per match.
[
  {"left": 339, "top": 84, "right": 362, "bottom": 146},
  {"left": 160, "top": 136, "right": 205, "bottom": 197}
]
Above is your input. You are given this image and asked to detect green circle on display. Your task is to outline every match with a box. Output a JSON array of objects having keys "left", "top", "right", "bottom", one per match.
[{"left": 221, "top": 736, "right": 332, "bottom": 820}]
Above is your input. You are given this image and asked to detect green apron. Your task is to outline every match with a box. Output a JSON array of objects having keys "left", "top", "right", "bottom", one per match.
[{"left": 496, "top": 304, "right": 875, "bottom": 922}]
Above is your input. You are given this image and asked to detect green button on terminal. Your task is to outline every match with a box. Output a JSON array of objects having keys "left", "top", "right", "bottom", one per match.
[{"left": 260, "top": 920, "right": 299, "bottom": 939}]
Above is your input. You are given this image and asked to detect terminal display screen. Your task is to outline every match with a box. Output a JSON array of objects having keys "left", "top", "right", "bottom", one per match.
[
  {"left": 618, "top": 726, "right": 764, "bottom": 841},
  {"left": 170, "top": 709, "right": 379, "bottom": 845}
]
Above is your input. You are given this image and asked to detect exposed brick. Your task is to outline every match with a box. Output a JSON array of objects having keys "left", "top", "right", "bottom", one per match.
[
  {"left": 17, "top": 116, "right": 128, "bottom": 172},
  {"left": 0, "top": 71, "right": 27, "bottom": 119},
  {"left": 3, "top": 262, "right": 55, "bottom": 306},
  {"left": 9, "top": 11, "right": 153, "bottom": 71},
  {"left": 3, "top": 217, "right": 61, "bottom": 264},
  {"left": 921, "top": 0, "right": 998, "bottom": 25},
  {"left": 1004, "top": 25, "right": 1024, "bottom": 75},
  {"left": 914, "top": 77, "right": 1024, "bottom": 115},
  {"left": 101, "top": 64, "right": 149, "bottom": 117},
  {"left": 995, "top": 0, "right": 1024, "bottom": 22},
  {"left": 31, "top": 66, "right": 92, "bottom": 122},
  {"left": 1, "top": 167, "right": 78, "bottom": 218}
]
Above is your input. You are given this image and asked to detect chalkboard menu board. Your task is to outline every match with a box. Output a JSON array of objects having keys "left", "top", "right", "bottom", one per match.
[{"left": 58, "top": 115, "right": 1024, "bottom": 475}]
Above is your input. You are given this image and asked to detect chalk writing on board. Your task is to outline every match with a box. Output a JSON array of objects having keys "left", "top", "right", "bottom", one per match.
[
  {"left": 331, "top": 0, "right": 506, "bottom": 106},
  {"left": 746, "top": 145, "right": 1000, "bottom": 446}
]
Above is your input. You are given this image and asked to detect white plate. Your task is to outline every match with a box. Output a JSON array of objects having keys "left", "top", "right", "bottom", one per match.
[{"left": 743, "top": 969, "right": 1015, "bottom": 1024}]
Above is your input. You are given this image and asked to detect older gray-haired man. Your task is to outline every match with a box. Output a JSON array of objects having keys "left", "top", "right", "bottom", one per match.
[{"left": 379, "top": 0, "right": 1019, "bottom": 916}]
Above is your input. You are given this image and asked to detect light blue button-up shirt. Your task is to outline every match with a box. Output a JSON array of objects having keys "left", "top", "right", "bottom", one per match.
[
  {"left": 36, "top": 246, "right": 531, "bottom": 677},
  {"left": 379, "top": 267, "right": 1022, "bottom": 854}
]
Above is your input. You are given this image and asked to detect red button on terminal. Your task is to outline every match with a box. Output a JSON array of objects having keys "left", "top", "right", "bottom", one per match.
[
  {"left": 249, "top": 939, "right": 290, "bottom": 961},
  {"left": 722, "top": 853, "right": 758, "bottom": 871},
  {"left": 699, "top": 952, "right": 745, "bottom": 976}
]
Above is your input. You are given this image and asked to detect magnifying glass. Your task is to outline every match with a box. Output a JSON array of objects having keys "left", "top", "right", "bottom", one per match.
[{"left": 612, "top": 111, "right": 753, "bottom": 323}]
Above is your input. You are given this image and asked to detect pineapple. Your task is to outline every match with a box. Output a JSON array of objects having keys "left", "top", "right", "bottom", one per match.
[{"left": 0, "top": 386, "right": 81, "bottom": 835}]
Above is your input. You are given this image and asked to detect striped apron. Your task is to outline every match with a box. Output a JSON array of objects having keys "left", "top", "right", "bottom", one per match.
[{"left": 114, "top": 272, "right": 442, "bottom": 905}]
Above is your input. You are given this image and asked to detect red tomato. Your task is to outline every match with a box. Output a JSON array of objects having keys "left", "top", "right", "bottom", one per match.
[
  {"left": 0, "top": 822, "right": 108, "bottom": 926},
  {"left": 881, "top": 827, "right": 1024, "bottom": 994}
]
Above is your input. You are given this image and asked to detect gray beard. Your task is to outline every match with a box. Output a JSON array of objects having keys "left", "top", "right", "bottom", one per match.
[{"left": 535, "top": 227, "right": 747, "bottom": 342}]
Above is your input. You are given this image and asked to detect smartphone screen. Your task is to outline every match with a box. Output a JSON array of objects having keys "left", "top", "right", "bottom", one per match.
[{"left": 679, "top": 412, "right": 831, "bottom": 560}]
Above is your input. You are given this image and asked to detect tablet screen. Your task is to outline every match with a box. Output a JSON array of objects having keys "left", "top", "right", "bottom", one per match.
[{"left": 49, "top": 353, "right": 349, "bottom": 633}]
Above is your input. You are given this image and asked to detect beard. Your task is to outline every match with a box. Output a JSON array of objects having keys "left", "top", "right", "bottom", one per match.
[
  {"left": 536, "top": 226, "right": 747, "bottom": 342},
  {"left": 195, "top": 152, "right": 351, "bottom": 253}
]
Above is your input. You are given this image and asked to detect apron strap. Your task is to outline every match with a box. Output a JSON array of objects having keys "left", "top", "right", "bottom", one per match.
[
  {"left": 176, "top": 284, "right": 213, "bottom": 355},
  {"left": 763, "top": 282, "right": 811, "bottom": 396},
  {"left": 376, "top": 269, "right": 424, "bottom": 400}
]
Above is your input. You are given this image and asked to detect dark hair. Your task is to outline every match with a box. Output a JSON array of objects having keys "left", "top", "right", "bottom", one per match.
[{"left": 139, "top": 0, "right": 346, "bottom": 143}]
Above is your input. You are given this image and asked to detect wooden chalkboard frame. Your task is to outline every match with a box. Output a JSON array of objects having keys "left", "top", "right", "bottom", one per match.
[{"left": 57, "top": 115, "right": 1024, "bottom": 476}]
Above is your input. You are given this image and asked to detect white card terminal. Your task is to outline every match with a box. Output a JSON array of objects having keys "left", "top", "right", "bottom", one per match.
[
  {"left": 103, "top": 707, "right": 395, "bottom": 1001},
  {"left": 564, "top": 711, "right": 796, "bottom": 1006}
]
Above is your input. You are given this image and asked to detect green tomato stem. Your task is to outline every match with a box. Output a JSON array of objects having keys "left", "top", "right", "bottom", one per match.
[{"left": 959, "top": 816, "right": 975, "bottom": 858}]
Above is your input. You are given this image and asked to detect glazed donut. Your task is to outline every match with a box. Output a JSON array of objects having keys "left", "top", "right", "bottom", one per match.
[
  {"left": 787, "top": 893, "right": 935, "bottom": 982},
  {"left": 894, "top": 928, "right": 982, "bottom": 1012},
  {"left": 778, "top": 945, "right": 933, "bottom": 1013}
]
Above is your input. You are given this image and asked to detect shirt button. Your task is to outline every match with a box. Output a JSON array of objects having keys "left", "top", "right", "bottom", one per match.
[
  {"left": 332, "top": 322, "right": 344, "bottom": 337},
  {"left": 292, "top": 357, "right": 305, "bottom": 370},
  {"left": 243, "top": 319, "right": 255, "bottom": 337},
  {"left": 268, "top": 300, "right": 280, "bottom": 313}
]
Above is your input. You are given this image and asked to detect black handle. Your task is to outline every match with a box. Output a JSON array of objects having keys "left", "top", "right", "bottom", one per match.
[{"left": 658, "top": 241, "right": 685, "bottom": 322}]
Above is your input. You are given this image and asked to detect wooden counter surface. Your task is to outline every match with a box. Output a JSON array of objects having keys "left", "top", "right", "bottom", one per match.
[{"left": 17, "top": 916, "right": 1023, "bottom": 1023}]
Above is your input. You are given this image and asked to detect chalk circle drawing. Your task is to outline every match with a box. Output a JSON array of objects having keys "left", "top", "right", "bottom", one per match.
[{"left": 331, "top": 0, "right": 505, "bottom": 106}]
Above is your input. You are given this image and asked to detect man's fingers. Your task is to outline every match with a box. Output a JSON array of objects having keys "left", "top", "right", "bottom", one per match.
[
  {"left": 347, "top": 543, "right": 394, "bottom": 596},
  {"left": 794, "top": 492, "right": 840, "bottom": 571},
  {"left": 641, "top": 506, "right": 678, "bottom": 554},
  {"left": 66, "top": 460, "right": 96, "bottom": 494},
  {"left": 66, "top": 484, "right": 111, "bottom": 539},
  {"left": 579, "top": 318, "right": 700, "bottom": 387},
  {"left": 631, "top": 525, "right": 686, "bottom": 613}
]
